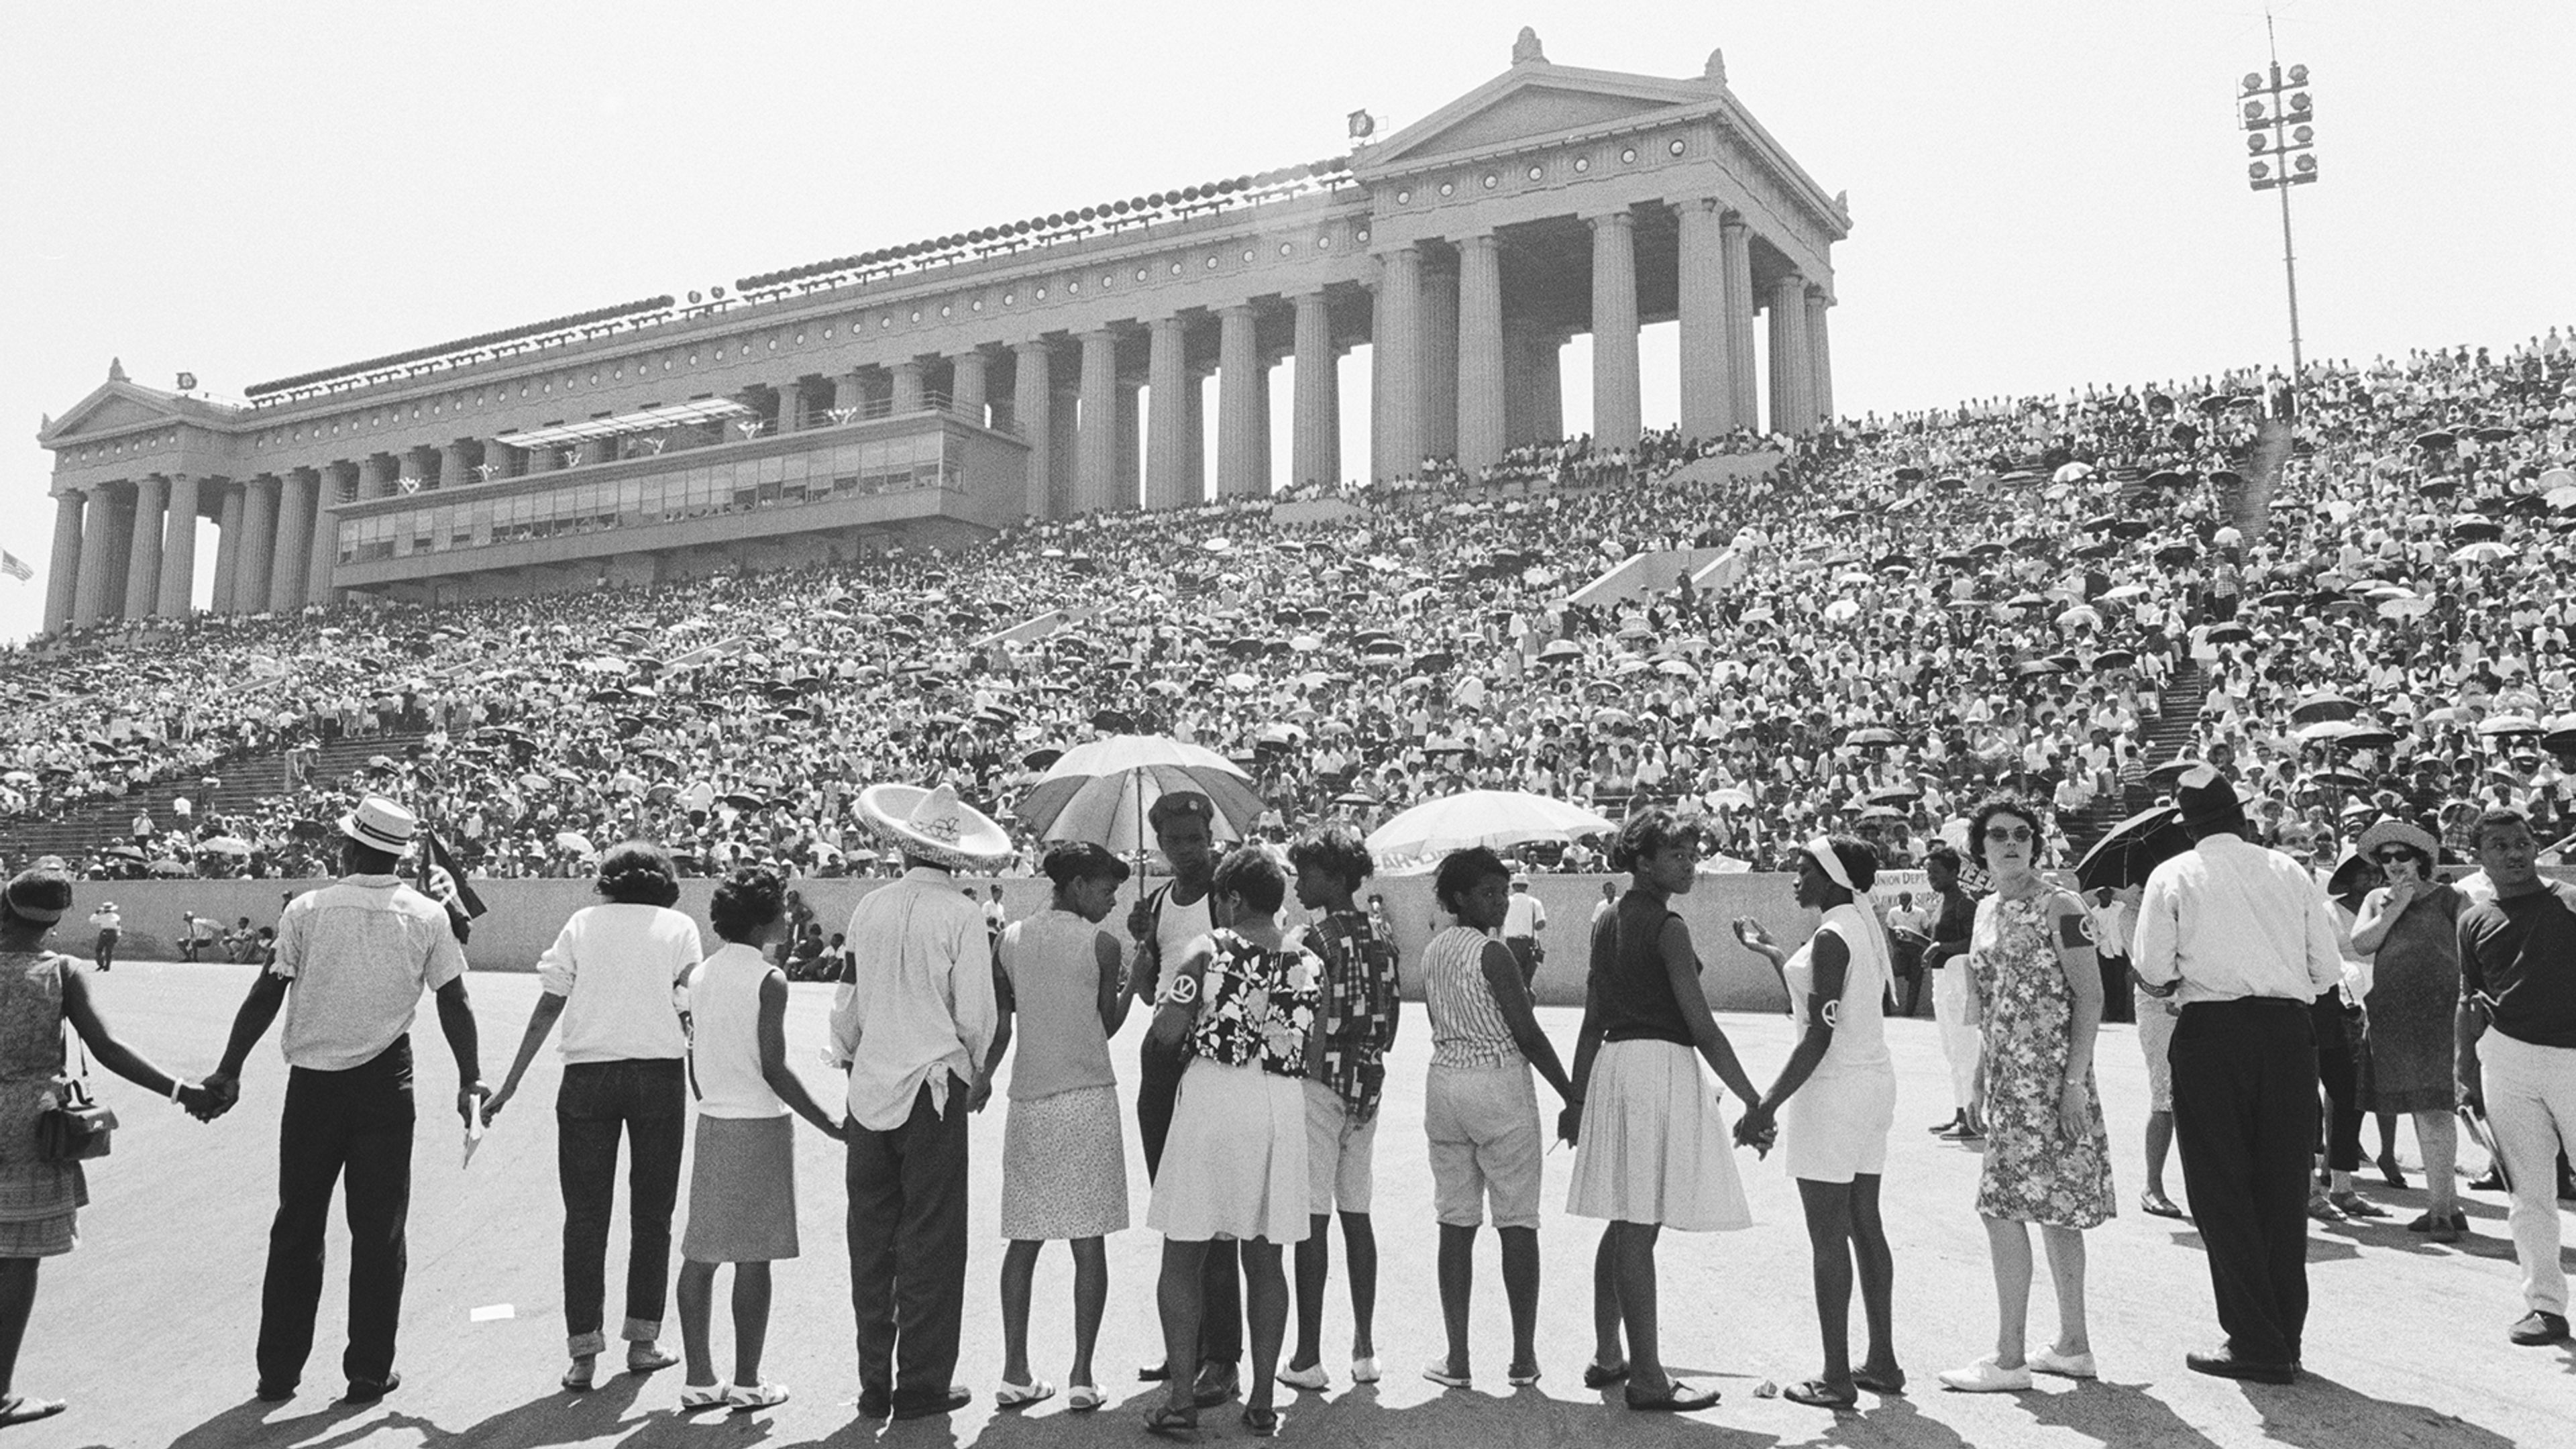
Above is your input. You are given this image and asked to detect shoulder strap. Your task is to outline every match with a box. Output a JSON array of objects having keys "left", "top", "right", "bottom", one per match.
[{"left": 54, "top": 957, "right": 89, "bottom": 1083}]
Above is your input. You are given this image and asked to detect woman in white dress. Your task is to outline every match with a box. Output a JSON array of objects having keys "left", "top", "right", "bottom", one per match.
[
  {"left": 1563, "top": 809, "right": 1763, "bottom": 1413},
  {"left": 1734, "top": 837, "right": 1902, "bottom": 1408},
  {"left": 1142, "top": 847, "right": 1320, "bottom": 1438},
  {"left": 980, "top": 843, "right": 1134, "bottom": 1412}
]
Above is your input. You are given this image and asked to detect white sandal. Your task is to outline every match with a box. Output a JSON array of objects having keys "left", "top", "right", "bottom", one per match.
[
  {"left": 727, "top": 1381, "right": 790, "bottom": 1411},
  {"left": 678, "top": 1384, "right": 729, "bottom": 1411},
  {"left": 995, "top": 1379, "right": 1056, "bottom": 1409}
]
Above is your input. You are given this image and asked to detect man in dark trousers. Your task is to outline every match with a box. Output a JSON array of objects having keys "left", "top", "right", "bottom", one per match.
[
  {"left": 200, "top": 796, "right": 485, "bottom": 1404},
  {"left": 2133, "top": 766, "right": 2342, "bottom": 1383},
  {"left": 1123, "top": 792, "right": 1247, "bottom": 1405}
]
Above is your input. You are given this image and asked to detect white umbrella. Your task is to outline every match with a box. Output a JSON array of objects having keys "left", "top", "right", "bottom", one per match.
[
  {"left": 1018, "top": 735, "right": 1263, "bottom": 855},
  {"left": 199, "top": 835, "right": 253, "bottom": 857},
  {"left": 2450, "top": 541, "right": 2516, "bottom": 566},
  {"left": 1364, "top": 790, "right": 1617, "bottom": 873}
]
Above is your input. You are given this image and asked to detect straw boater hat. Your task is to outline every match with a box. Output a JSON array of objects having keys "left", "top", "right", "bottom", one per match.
[
  {"left": 2353, "top": 817, "right": 2440, "bottom": 861},
  {"left": 858, "top": 784, "right": 1014, "bottom": 873},
  {"left": 338, "top": 796, "right": 419, "bottom": 854}
]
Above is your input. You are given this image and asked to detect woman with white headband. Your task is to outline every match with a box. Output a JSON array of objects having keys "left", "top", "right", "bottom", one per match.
[
  {"left": 1732, "top": 836, "right": 1902, "bottom": 1409},
  {"left": 1939, "top": 795, "right": 2114, "bottom": 1393}
]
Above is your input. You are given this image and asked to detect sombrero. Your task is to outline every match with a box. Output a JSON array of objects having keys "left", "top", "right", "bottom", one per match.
[
  {"left": 857, "top": 783, "right": 1014, "bottom": 873},
  {"left": 2353, "top": 818, "right": 2440, "bottom": 861}
]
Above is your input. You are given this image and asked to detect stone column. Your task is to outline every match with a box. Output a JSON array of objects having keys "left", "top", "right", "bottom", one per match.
[
  {"left": 71, "top": 488, "right": 116, "bottom": 627},
  {"left": 1370, "top": 244, "right": 1424, "bottom": 482},
  {"left": 1219, "top": 305, "right": 1269, "bottom": 499},
  {"left": 951, "top": 352, "right": 988, "bottom": 428},
  {"left": 237, "top": 476, "right": 278, "bottom": 612},
  {"left": 210, "top": 480, "right": 244, "bottom": 615},
  {"left": 1116, "top": 379, "right": 1142, "bottom": 507},
  {"left": 305, "top": 470, "right": 341, "bottom": 608},
  {"left": 1589, "top": 209, "right": 1642, "bottom": 449},
  {"left": 1147, "top": 317, "right": 1191, "bottom": 508},
  {"left": 773, "top": 379, "right": 803, "bottom": 434},
  {"left": 43, "top": 491, "right": 84, "bottom": 633},
  {"left": 268, "top": 470, "right": 315, "bottom": 613},
  {"left": 1077, "top": 330, "right": 1120, "bottom": 514},
  {"left": 121, "top": 476, "right": 167, "bottom": 621},
  {"left": 356, "top": 455, "right": 392, "bottom": 500},
  {"left": 441, "top": 439, "right": 474, "bottom": 491},
  {"left": 1049, "top": 377, "right": 1081, "bottom": 517},
  {"left": 523, "top": 435, "right": 558, "bottom": 474},
  {"left": 833, "top": 372, "right": 865, "bottom": 421},
  {"left": 1455, "top": 232, "right": 1507, "bottom": 474},
  {"left": 1721, "top": 215, "right": 1760, "bottom": 432},
  {"left": 1420, "top": 260, "right": 1460, "bottom": 464},
  {"left": 1291, "top": 291, "right": 1338, "bottom": 492},
  {"left": 93, "top": 490, "right": 135, "bottom": 624},
  {"left": 890, "top": 359, "right": 926, "bottom": 414},
  {"left": 1183, "top": 366, "right": 1208, "bottom": 501},
  {"left": 1807, "top": 286, "right": 1834, "bottom": 426},
  {"left": 1676, "top": 199, "right": 1733, "bottom": 438},
  {"left": 156, "top": 473, "right": 201, "bottom": 616},
  {"left": 483, "top": 437, "right": 519, "bottom": 482},
  {"left": 397, "top": 450, "right": 429, "bottom": 496},
  {"left": 1768, "top": 272, "right": 1813, "bottom": 434},
  {"left": 1012, "top": 341, "right": 1053, "bottom": 519}
]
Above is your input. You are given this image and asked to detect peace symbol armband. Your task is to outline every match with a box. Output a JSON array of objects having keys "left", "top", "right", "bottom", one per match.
[{"left": 1156, "top": 973, "right": 1199, "bottom": 1010}]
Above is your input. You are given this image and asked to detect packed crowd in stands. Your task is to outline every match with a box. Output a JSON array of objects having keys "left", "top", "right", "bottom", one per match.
[{"left": 3, "top": 327, "right": 2571, "bottom": 883}]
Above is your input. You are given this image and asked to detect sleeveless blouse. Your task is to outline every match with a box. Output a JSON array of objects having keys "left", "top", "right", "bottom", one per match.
[
  {"left": 1784, "top": 902, "right": 1892, "bottom": 1080},
  {"left": 1183, "top": 929, "right": 1321, "bottom": 1078}
]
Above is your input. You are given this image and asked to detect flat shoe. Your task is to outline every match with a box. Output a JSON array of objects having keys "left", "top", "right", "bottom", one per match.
[
  {"left": 1938, "top": 1357, "right": 2031, "bottom": 1393},
  {"left": 2140, "top": 1191, "right": 2186, "bottom": 1220},
  {"left": 561, "top": 1361, "right": 596, "bottom": 1393},
  {"left": 890, "top": 1386, "right": 971, "bottom": 1419},
  {"left": 1582, "top": 1360, "right": 1631, "bottom": 1389},
  {"left": 1783, "top": 1378, "right": 1857, "bottom": 1409},
  {"left": 2377, "top": 1153, "right": 2408, "bottom": 1189},
  {"left": 1507, "top": 1365, "right": 1542, "bottom": 1388},
  {"left": 1275, "top": 1363, "right": 1329, "bottom": 1392},
  {"left": 1067, "top": 1384, "right": 1107, "bottom": 1411},
  {"left": 727, "top": 1381, "right": 789, "bottom": 1411},
  {"left": 2029, "top": 1348, "right": 2097, "bottom": 1379},
  {"left": 1349, "top": 1356, "right": 1380, "bottom": 1384},
  {"left": 1850, "top": 1366, "right": 1907, "bottom": 1395},
  {"left": 1625, "top": 1381, "right": 1721, "bottom": 1411},
  {"left": 678, "top": 1384, "right": 727, "bottom": 1411},
  {"left": 2327, "top": 1191, "right": 2385, "bottom": 1218},
  {"left": 1141, "top": 1403, "right": 1199, "bottom": 1438},
  {"left": 994, "top": 1379, "right": 1055, "bottom": 1409},
  {"left": 1189, "top": 1367, "right": 1240, "bottom": 1409},
  {"left": 2405, "top": 1210, "right": 2469, "bottom": 1233},
  {"left": 0, "top": 1396, "right": 64, "bottom": 1427},
  {"left": 627, "top": 1346, "right": 680, "bottom": 1375},
  {"left": 1421, "top": 1360, "right": 1471, "bottom": 1389},
  {"left": 345, "top": 1371, "right": 401, "bottom": 1404},
  {"left": 1240, "top": 1405, "right": 1282, "bottom": 1437}
]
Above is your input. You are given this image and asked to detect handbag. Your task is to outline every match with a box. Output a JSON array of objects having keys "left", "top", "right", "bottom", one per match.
[{"left": 36, "top": 962, "right": 115, "bottom": 1163}]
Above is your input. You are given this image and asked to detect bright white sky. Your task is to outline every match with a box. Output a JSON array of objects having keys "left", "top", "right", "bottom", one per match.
[{"left": 3, "top": 0, "right": 2569, "bottom": 644}]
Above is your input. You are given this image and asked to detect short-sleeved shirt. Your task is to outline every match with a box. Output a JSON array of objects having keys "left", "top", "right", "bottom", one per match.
[
  {"left": 1303, "top": 910, "right": 1401, "bottom": 1119},
  {"left": 1183, "top": 930, "right": 1320, "bottom": 1078},
  {"left": 271, "top": 873, "right": 469, "bottom": 1071},
  {"left": 1503, "top": 893, "right": 1548, "bottom": 938},
  {"left": 2459, "top": 880, "right": 2576, "bottom": 1049}
]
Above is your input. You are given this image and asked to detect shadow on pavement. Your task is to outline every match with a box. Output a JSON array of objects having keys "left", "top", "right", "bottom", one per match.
[
  {"left": 164, "top": 1375, "right": 664, "bottom": 1449},
  {"left": 2246, "top": 1371, "right": 2517, "bottom": 1449},
  {"left": 2010, "top": 1379, "right": 2225, "bottom": 1449}
]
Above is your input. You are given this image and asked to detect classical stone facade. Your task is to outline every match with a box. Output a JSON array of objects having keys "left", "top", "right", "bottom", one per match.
[{"left": 32, "top": 34, "right": 1843, "bottom": 631}]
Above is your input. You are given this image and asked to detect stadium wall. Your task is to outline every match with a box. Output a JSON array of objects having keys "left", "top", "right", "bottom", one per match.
[{"left": 76, "top": 873, "right": 1846, "bottom": 1012}]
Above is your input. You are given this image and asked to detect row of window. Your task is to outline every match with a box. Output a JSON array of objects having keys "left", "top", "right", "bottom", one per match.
[{"left": 336, "top": 435, "right": 963, "bottom": 564}]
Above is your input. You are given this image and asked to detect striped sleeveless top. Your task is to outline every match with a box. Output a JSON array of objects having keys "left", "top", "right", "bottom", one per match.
[{"left": 1424, "top": 926, "right": 1519, "bottom": 1070}]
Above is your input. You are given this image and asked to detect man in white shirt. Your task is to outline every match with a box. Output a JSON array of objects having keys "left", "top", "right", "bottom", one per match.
[
  {"left": 1501, "top": 874, "right": 1548, "bottom": 989},
  {"left": 832, "top": 784, "right": 1009, "bottom": 1421},
  {"left": 201, "top": 796, "right": 483, "bottom": 1404},
  {"left": 2133, "top": 767, "right": 2343, "bottom": 1385}
]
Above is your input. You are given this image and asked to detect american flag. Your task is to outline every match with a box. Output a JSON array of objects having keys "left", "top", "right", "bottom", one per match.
[{"left": 0, "top": 552, "right": 30, "bottom": 583}]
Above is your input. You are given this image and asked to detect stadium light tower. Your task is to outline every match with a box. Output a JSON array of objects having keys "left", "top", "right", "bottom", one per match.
[{"left": 2241, "top": 15, "right": 2317, "bottom": 400}]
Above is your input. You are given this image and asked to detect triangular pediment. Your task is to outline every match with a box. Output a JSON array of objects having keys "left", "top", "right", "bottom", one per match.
[
  {"left": 40, "top": 383, "right": 185, "bottom": 443},
  {"left": 1362, "top": 62, "right": 1718, "bottom": 172}
]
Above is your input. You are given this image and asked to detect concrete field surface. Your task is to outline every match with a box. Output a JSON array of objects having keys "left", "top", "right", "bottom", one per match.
[{"left": 17, "top": 961, "right": 2572, "bottom": 1448}]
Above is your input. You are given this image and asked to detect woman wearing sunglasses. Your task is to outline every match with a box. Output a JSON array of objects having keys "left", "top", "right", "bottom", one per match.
[
  {"left": 1939, "top": 797, "right": 2114, "bottom": 1392},
  {"left": 2347, "top": 819, "right": 2467, "bottom": 1242}
]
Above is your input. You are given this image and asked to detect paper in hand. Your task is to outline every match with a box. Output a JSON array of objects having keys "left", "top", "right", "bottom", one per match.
[{"left": 463, "top": 1109, "right": 486, "bottom": 1168}]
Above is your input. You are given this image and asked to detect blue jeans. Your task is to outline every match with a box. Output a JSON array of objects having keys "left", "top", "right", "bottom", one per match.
[{"left": 557, "top": 1058, "right": 686, "bottom": 1356}]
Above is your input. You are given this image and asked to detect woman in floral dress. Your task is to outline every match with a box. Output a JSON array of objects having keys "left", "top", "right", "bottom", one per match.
[
  {"left": 1939, "top": 798, "right": 2114, "bottom": 1393},
  {"left": 1142, "top": 846, "right": 1320, "bottom": 1438}
]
